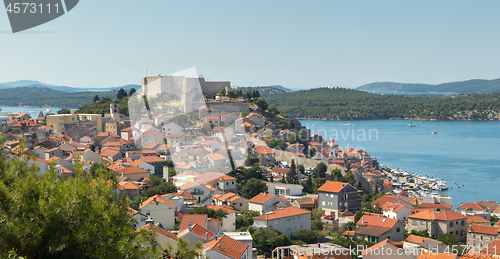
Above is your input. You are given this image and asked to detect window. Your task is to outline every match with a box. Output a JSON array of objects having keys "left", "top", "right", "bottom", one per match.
[
  {"left": 461, "top": 220, "right": 464, "bottom": 226},
  {"left": 240, "top": 203, "right": 242, "bottom": 207},
  {"left": 275, "top": 220, "right": 278, "bottom": 225},
  {"left": 397, "top": 228, "right": 400, "bottom": 232},
  {"left": 322, "top": 201, "right": 325, "bottom": 206},
  {"left": 455, "top": 231, "right": 458, "bottom": 235},
  {"left": 450, "top": 222, "right": 453, "bottom": 227}
]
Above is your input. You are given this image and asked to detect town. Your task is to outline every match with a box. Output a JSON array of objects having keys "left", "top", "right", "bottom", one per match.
[{"left": 1, "top": 75, "right": 499, "bottom": 259}]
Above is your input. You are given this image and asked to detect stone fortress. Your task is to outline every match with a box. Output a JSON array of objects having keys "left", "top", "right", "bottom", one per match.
[{"left": 141, "top": 75, "right": 232, "bottom": 113}]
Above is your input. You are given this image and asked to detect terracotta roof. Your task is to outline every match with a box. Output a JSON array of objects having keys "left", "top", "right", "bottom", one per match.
[
  {"left": 103, "top": 141, "right": 121, "bottom": 146},
  {"left": 408, "top": 210, "right": 467, "bottom": 221},
  {"left": 202, "top": 235, "right": 248, "bottom": 259},
  {"left": 207, "top": 153, "right": 225, "bottom": 161},
  {"left": 139, "top": 194, "right": 175, "bottom": 209},
  {"left": 207, "top": 205, "right": 236, "bottom": 214},
  {"left": 179, "top": 214, "right": 208, "bottom": 231},
  {"left": 119, "top": 181, "right": 141, "bottom": 190},
  {"left": 142, "top": 142, "right": 160, "bottom": 150},
  {"left": 419, "top": 203, "right": 453, "bottom": 209},
  {"left": 361, "top": 239, "right": 404, "bottom": 256},
  {"left": 468, "top": 224, "right": 500, "bottom": 236},
  {"left": 137, "top": 223, "right": 177, "bottom": 240},
  {"left": 249, "top": 193, "right": 284, "bottom": 204},
  {"left": 355, "top": 225, "right": 392, "bottom": 236},
  {"left": 188, "top": 223, "right": 215, "bottom": 239},
  {"left": 478, "top": 201, "right": 500, "bottom": 210},
  {"left": 99, "top": 150, "right": 120, "bottom": 157},
  {"left": 215, "top": 192, "right": 237, "bottom": 201},
  {"left": 358, "top": 215, "right": 399, "bottom": 228},
  {"left": 317, "top": 181, "right": 349, "bottom": 193},
  {"left": 482, "top": 239, "right": 500, "bottom": 255},
  {"left": 227, "top": 195, "right": 244, "bottom": 202},
  {"left": 116, "top": 166, "right": 148, "bottom": 175},
  {"left": 467, "top": 215, "right": 490, "bottom": 224},
  {"left": 342, "top": 230, "right": 355, "bottom": 236},
  {"left": 141, "top": 130, "right": 160, "bottom": 136},
  {"left": 381, "top": 202, "right": 405, "bottom": 212},
  {"left": 272, "top": 167, "right": 291, "bottom": 173},
  {"left": 458, "top": 202, "right": 487, "bottom": 211},
  {"left": 406, "top": 234, "right": 429, "bottom": 244},
  {"left": 137, "top": 156, "right": 166, "bottom": 163},
  {"left": 253, "top": 207, "right": 311, "bottom": 221},
  {"left": 416, "top": 253, "right": 458, "bottom": 259},
  {"left": 253, "top": 145, "right": 275, "bottom": 155}
]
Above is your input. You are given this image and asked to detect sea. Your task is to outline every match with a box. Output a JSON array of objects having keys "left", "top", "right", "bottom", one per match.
[
  {"left": 299, "top": 119, "right": 500, "bottom": 208},
  {"left": 0, "top": 106, "right": 77, "bottom": 116}
]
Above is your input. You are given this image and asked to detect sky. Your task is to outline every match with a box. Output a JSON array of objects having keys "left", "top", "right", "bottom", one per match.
[{"left": 1, "top": 1, "right": 500, "bottom": 90}]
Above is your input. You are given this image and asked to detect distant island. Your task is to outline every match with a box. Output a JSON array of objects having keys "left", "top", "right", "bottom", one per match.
[
  {"left": 264, "top": 87, "right": 500, "bottom": 121},
  {"left": 234, "top": 85, "right": 292, "bottom": 96},
  {"left": 0, "top": 80, "right": 138, "bottom": 92},
  {"left": 357, "top": 77, "right": 500, "bottom": 94}
]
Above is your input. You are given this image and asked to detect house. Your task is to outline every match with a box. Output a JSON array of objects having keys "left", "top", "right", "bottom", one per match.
[
  {"left": 130, "top": 208, "right": 150, "bottom": 229},
  {"left": 361, "top": 239, "right": 415, "bottom": 259},
  {"left": 201, "top": 235, "right": 250, "bottom": 259},
  {"left": 257, "top": 127, "right": 274, "bottom": 137},
  {"left": 177, "top": 223, "right": 215, "bottom": 245},
  {"left": 179, "top": 214, "right": 208, "bottom": 231},
  {"left": 162, "top": 192, "right": 185, "bottom": 209},
  {"left": 381, "top": 202, "right": 412, "bottom": 221},
  {"left": 481, "top": 239, "right": 500, "bottom": 257},
  {"left": 180, "top": 183, "right": 211, "bottom": 204},
  {"left": 249, "top": 193, "right": 287, "bottom": 215},
  {"left": 292, "top": 197, "right": 317, "bottom": 210},
  {"left": 372, "top": 195, "right": 415, "bottom": 210},
  {"left": 252, "top": 206, "right": 311, "bottom": 236},
  {"left": 165, "top": 133, "right": 186, "bottom": 148},
  {"left": 137, "top": 223, "right": 177, "bottom": 246},
  {"left": 467, "top": 224, "right": 500, "bottom": 251},
  {"left": 99, "top": 149, "right": 122, "bottom": 162},
  {"left": 243, "top": 113, "right": 265, "bottom": 127},
  {"left": 220, "top": 114, "right": 239, "bottom": 126},
  {"left": 115, "top": 166, "right": 150, "bottom": 181},
  {"left": 44, "top": 147, "right": 64, "bottom": 160},
  {"left": 418, "top": 203, "right": 453, "bottom": 212},
  {"left": 467, "top": 215, "right": 491, "bottom": 226},
  {"left": 207, "top": 175, "right": 238, "bottom": 194},
  {"left": 136, "top": 156, "right": 168, "bottom": 177},
  {"left": 121, "top": 127, "right": 133, "bottom": 140},
  {"left": 207, "top": 153, "right": 226, "bottom": 168},
  {"left": 207, "top": 205, "right": 237, "bottom": 232},
  {"left": 355, "top": 215, "right": 405, "bottom": 242},
  {"left": 162, "top": 122, "right": 183, "bottom": 135},
  {"left": 253, "top": 145, "right": 275, "bottom": 166},
  {"left": 407, "top": 210, "right": 468, "bottom": 241},
  {"left": 118, "top": 181, "right": 142, "bottom": 198},
  {"left": 139, "top": 195, "right": 175, "bottom": 230},
  {"left": 458, "top": 202, "right": 490, "bottom": 220},
  {"left": 129, "top": 160, "right": 155, "bottom": 175},
  {"left": 477, "top": 201, "right": 500, "bottom": 212},
  {"left": 317, "top": 181, "right": 361, "bottom": 219},
  {"left": 203, "top": 115, "right": 221, "bottom": 128},
  {"left": 140, "top": 130, "right": 163, "bottom": 146},
  {"left": 266, "top": 182, "right": 303, "bottom": 197},
  {"left": 227, "top": 195, "right": 249, "bottom": 211}
]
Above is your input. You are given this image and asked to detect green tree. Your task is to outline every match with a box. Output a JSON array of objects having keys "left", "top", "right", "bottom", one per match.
[
  {"left": 252, "top": 90, "right": 260, "bottom": 98},
  {"left": 252, "top": 228, "right": 291, "bottom": 253},
  {"left": 311, "top": 208, "right": 324, "bottom": 220},
  {"left": 345, "top": 170, "right": 356, "bottom": 186},
  {"left": 145, "top": 176, "right": 177, "bottom": 197},
  {"left": 314, "top": 162, "right": 327, "bottom": 178},
  {"left": 311, "top": 220, "right": 324, "bottom": 231},
  {"left": 187, "top": 207, "right": 228, "bottom": 221},
  {"left": 253, "top": 98, "right": 268, "bottom": 111},
  {"left": 291, "top": 229, "right": 321, "bottom": 244},
  {"left": 93, "top": 94, "right": 99, "bottom": 102},
  {"left": 236, "top": 210, "right": 260, "bottom": 230},
  {"left": 286, "top": 159, "right": 298, "bottom": 184},
  {"left": 57, "top": 108, "right": 71, "bottom": 114},
  {"left": 117, "top": 88, "right": 127, "bottom": 99},
  {"left": 244, "top": 90, "right": 253, "bottom": 100},
  {"left": 240, "top": 179, "right": 267, "bottom": 199},
  {"left": 235, "top": 89, "right": 243, "bottom": 98},
  {"left": 161, "top": 237, "right": 203, "bottom": 259},
  {"left": 0, "top": 137, "right": 155, "bottom": 258},
  {"left": 129, "top": 195, "right": 147, "bottom": 210},
  {"left": 218, "top": 88, "right": 226, "bottom": 97},
  {"left": 128, "top": 88, "right": 136, "bottom": 97}
]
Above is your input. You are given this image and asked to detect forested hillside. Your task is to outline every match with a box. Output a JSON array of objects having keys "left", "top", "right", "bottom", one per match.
[
  {"left": 357, "top": 78, "right": 500, "bottom": 93},
  {"left": 264, "top": 88, "right": 500, "bottom": 120},
  {"left": 0, "top": 87, "right": 120, "bottom": 108}
]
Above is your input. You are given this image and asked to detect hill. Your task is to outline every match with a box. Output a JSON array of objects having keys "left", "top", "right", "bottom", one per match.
[
  {"left": 263, "top": 87, "right": 500, "bottom": 120},
  {"left": 357, "top": 78, "right": 500, "bottom": 94},
  {"left": 0, "top": 87, "right": 120, "bottom": 108},
  {"left": 234, "top": 85, "right": 291, "bottom": 96},
  {"left": 0, "top": 80, "right": 139, "bottom": 92}
]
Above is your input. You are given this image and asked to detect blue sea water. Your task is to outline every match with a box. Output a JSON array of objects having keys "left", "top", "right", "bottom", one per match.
[
  {"left": 299, "top": 119, "right": 500, "bottom": 208},
  {"left": 0, "top": 106, "right": 76, "bottom": 116}
]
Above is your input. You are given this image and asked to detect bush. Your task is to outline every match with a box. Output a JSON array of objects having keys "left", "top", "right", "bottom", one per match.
[{"left": 311, "top": 220, "right": 324, "bottom": 231}]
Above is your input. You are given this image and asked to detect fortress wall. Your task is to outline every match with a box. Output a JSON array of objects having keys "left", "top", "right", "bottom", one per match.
[
  {"left": 205, "top": 102, "right": 250, "bottom": 113},
  {"left": 200, "top": 78, "right": 230, "bottom": 96}
]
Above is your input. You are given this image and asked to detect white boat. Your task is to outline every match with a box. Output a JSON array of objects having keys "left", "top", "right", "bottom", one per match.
[
  {"left": 45, "top": 108, "right": 52, "bottom": 113},
  {"left": 432, "top": 131, "right": 438, "bottom": 134},
  {"left": 409, "top": 123, "right": 416, "bottom": 127}
]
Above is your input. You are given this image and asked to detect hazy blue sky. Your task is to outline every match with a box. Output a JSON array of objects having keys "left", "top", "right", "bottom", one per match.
[{"left": 1, "top": 1, "right": 500, "bottom": 89}]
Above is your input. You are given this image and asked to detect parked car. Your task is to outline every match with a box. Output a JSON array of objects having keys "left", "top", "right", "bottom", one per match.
[{"left": 323, "top": 215, "right": 334, "bottom": 220}]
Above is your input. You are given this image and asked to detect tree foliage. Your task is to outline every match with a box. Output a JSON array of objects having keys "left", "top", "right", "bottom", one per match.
[
  {"left": 240, "top": 178, "right": 267, "bottom": 199},
  {"left": 291, "top": 229, "right": 321, "bottom": 244},
  {"left": 145, "top": 176, "right": 177, "bottom": 197},
  {"left": 252, "top": 228, "right": 291, "bottom": 253},
  {"left": 57, "top": 108, "right": 71, "bottom": 114},
  {"left": 236, "top": 210, "right": 260, "bottom": 230},
  {"left": 314, "top": 162, "right": 327, "bottom": 178},
  {"left": 187, "top": 207, "right": 228, "bottom": 221},
  {"left": 117, "top": 88, "right": 127, "bottom": 99},
  {"left": 0, "top": 137, "right": 154, "bottom": 258}
]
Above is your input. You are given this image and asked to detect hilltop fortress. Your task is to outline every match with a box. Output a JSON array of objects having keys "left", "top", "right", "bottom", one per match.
[{"left": 141, "top": 75, "right": 231, "bottom": 113}]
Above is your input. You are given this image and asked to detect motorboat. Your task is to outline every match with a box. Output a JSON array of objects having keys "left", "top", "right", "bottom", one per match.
[{"left": 409, "top": 123, "right": 416, "bottom": 127}]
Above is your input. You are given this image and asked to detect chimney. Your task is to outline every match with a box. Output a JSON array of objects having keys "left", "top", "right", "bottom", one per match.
[
  {"left": 361, "top": 217, "right": 364, "bottom": 224},
  {"left": 188, "top": 226, "right": 192, "bottom": 231},
  {"left": 205, "top": 232, "right": 209, "bottom": 242}
]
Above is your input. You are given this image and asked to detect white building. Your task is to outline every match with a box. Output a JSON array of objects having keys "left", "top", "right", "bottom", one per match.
[
  {"left": 381, "top": 202, "right": 412, "bottom": 222},
  {"left": 253, "top": 207, "right": 311, "bottom": 236},
  {"left": 139, "top": 195, "right": 175, "bottom": 230},
  {"left": 249, "top": 193, "right": 287, "bottom": 215}
]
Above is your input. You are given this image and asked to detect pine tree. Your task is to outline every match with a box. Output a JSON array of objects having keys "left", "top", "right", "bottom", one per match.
[
  {"left": 117, "top": 88, "right": 127, "bottom": 99},
  {"left": 128, "top": 88, "right": 136, "bottom": 97},
  {"left": 286, "top": 159, "right": 297, "bottom": 184}
]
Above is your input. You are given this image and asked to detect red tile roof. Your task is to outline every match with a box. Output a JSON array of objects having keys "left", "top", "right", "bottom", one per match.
[
  {"left": 137, "top": 223, "right": 177, "bottom": 241},
  {"left": 116, "top": 166, "right": 148, "bottom": 175},
  {"left": 253, "top": 207, "right": 311, "bottom": 221},
  {"left": 317, "top": 181, "right": 349, "bottom": 193},
  {"left": 253, "top": 145, "right": 275, "bottom": 155},
  {"left": 406, "top": 234, "right": 429, "bottom": 244},
  {"left": 458, "top": 202, "right": 487, "bottom": 211},
  {"left": 482, "top": 239, "right": 500, "bottom": 255},
  {"left": 179, "top": 214, "right": 208, "bottom": 231},
  {"left": 467, "top": 216, "right": 490, "bottom": 224},
  {"left": 188, "top": 223, "right": 215, "bottom": 239},
  {"left": 358, "top": 215, "right": 399, "bottom": 228},
  {"left": 468, "top": 224, "right": 500, "bottom": 236},
  {"left": 207, "top": 205, "right": 236, "bottom": 214},
  {"left": 249, "top": 193, "right": 284, "bottom": 204},
  {"left": 119, "top": 181, "right": 141, "bottom": 190},
  {"left": 202, "top": 235, "right": 248, "bottom": 259},
  {"left": 409, "top": 210, "right": 467, "bottom": 221},
  {"left": 139, "top": 194, "right": 174, "bottom": 209}
]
